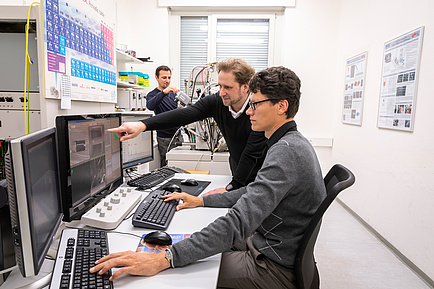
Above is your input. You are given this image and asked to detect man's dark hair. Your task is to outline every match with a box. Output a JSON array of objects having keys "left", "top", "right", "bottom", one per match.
[
  {"left": 216, "top": 58, "right": 255, "bottom": 86},
  {"left": 248, "top": 66, "right": 301, "bottom": 118},
  {"left": 155, "top": 65, "right": 171, "bottom": 77}
]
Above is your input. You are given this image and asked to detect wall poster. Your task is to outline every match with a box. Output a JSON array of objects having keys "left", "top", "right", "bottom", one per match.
[
  {"left": 43, "top": 0, "right": 117, "bottom": 103},
  {"left": 377, "top": 26, "right": 424, "bottom": 131},
  {"left": 342, "top": 52, "right": 368, "bottom": 126}
]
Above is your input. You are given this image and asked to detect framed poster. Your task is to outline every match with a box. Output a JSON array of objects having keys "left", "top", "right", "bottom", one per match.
[
  {"left": 342, "top": 52, "right": 368, "bottom": 126},
  {"left": 377, "top": 26, "right": 424, "bottom": 131},
  {"left": 43, "top": 0, "right": 117, "bottom": 103}
]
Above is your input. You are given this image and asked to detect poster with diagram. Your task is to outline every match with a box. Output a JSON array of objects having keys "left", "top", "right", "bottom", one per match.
[
  {"left": 342, "top": 52, "right": 367, "bottom": 126},
  {"left": 377, "top": 26, "right": 424, "bottom": 131},
  {"left": 43, "top": 0, "right": 117, "bottom": 103}
]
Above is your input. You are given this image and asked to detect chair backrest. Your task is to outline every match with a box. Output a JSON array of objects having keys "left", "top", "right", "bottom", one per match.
[{"left": 295, "top": 164, "right": 355, "bottom": 289}]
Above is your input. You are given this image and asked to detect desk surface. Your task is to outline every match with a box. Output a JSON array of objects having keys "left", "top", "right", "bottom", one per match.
[{"left": 1, "top": 174, "right": 231, "bottom": 289}]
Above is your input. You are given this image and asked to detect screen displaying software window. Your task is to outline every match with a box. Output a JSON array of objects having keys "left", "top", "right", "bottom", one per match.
[
  {"left": 56, "top": 114, "right": 123, "bottom": 221},
  {"left": 121, "top": 114, "right": 153, "bottom": 169},
  {"left": 67, "top": 117, "right": 121, "bottom": 204}
]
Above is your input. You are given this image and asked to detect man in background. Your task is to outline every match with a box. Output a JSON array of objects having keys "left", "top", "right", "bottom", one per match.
[{"left": 146, "top": 65, "right": 182, "bottom": 167}]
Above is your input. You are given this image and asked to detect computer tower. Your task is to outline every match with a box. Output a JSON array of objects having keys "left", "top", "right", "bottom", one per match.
[{"left": 0, "top": 179, "right": 16, "bottom": 285}]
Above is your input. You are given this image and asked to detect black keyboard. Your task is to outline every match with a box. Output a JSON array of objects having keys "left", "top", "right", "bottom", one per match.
[
  {"left": 50, "top": 229, "right": 113, "bottom": 289},
  {"left": 127, "top": 166, "right": 187, "bottom": 190},
  {"left": 132, "top": 189, "right": 179, "bottom": 230}
]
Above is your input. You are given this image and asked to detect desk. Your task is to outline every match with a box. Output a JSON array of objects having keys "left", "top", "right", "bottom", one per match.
[{"left": 0, "top": 174, "right": 231, "bottom": 289}]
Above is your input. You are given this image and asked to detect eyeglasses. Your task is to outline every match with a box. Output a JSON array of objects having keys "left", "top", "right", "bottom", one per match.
[{"left": 248, "top": 98, "right": 280, "bottom": 110}]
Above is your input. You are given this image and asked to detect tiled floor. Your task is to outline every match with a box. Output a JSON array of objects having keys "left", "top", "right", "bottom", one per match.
[{"left": 315, "top": 201, "right": 432, "bottom": 289}]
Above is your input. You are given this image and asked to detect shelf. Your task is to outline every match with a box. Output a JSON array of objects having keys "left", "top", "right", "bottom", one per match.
[
  {"left": 116, "top": 81, "right": 145, "bottom": 90},
  {"left": 116, "top": 49, "right": 145, "bottom": 64}
]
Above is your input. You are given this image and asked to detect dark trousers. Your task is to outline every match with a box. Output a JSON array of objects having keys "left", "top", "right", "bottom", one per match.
[
  {"left": 157, "top": 135, "right": 182, "bottom": 167},
  {"left": 217, "top": 237, "right": 297, "bottom": 289}
]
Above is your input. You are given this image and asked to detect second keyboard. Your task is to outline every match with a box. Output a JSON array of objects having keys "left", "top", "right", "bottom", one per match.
[
  {"left": 127, "top": 167, "right": 176, "bottom": 190},
  {"left": 132, "top": 189, "right": 179, "bottom": 230}
]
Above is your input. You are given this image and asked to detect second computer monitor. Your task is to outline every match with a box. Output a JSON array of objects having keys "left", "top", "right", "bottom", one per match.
[{"left": 121, "top": 113, "right": 154, "bottom": 169}]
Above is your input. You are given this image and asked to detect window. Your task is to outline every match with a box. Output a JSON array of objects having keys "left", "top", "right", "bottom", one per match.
[{"left": 171, "top": 13, "right": 279, "bottom": 93}]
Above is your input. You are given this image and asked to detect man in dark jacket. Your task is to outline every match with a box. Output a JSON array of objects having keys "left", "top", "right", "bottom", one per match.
[{"left": 146, "top": 65, "right": 182, "bottom": 167}]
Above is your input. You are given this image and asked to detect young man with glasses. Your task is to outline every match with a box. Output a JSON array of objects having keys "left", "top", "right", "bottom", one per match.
[
  {"left": 94, "top": 66, "right": 326, "bottom": 288},
  {"left": 109, "top": 58, "right": 267, "bottom": 194}
]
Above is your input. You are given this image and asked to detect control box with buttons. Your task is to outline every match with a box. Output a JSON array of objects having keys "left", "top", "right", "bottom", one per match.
[{"left": 81, "top": 186, "right": 142, "bottom": 230}]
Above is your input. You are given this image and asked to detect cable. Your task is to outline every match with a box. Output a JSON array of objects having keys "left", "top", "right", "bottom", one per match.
[
  {"left": 0, "top": 265, "right": 18, "bottom": 275},
  {"left": 191, "top": 66, "right": 206, "bottom": 101},
  {"left": 199, "top": 82, "right": 218, "bottom": 100},
  {"left": 165, "top": 126, "right": 184, "bottom": 156},
  {"left": 107, "top": 230, "right": 142, "bottom": 240},
  {"left": 124, "top": 211, "right": 135, "bottom": 220},
  {"left": 26, "top": 65, "right": 31, "bottom": 134},
  {"left": 23, "top": 2, "right": 40, "bottom": 135},
  {"left": 187, "top": 65, "right": 205, "bottom": 99}
]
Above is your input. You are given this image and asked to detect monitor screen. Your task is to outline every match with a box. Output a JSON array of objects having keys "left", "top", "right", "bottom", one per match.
[
  {"left": 56, "top": 114, "right": 122, "bottom": 222},
  {"left": 5, "top": 127, "right": 63, "bottom": 277},
  {"left": 121, "top": 113, "right": 153, "bottom": 169}
]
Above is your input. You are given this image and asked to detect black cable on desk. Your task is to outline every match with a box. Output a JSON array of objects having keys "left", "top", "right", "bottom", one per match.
[{"left": 107, "top": 230, "right": 143, "bottom": 240}]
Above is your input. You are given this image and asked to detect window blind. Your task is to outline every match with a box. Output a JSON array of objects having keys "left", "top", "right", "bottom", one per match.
[
  {"left": 180, "top": 16, "right": 208, "bottom": 93},
  {"left": 216, "top": 19, "right": 269, "bottom": 72}
]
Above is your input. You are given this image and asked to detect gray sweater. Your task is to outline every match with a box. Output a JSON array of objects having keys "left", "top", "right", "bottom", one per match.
[{"left": 170, "top": 123, "right": 326, "bottom": 269}]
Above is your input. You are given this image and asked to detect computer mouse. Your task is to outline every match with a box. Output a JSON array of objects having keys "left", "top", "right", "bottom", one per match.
[
  {"left": 162, "top": 183, "right": 182, "bottom": 192},
  {"left": 143, "top": 231, "right": 172, "bottom": 246},
  {"left": 180, "top": 178, "right": 198, "bottom": 186}
]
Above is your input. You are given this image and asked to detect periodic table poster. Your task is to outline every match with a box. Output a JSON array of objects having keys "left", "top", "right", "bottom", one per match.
[{"left": 43, "top": 0, "right": 117, "bottom": 103}]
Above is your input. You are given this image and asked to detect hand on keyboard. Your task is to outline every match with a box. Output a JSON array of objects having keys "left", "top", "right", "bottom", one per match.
[
  {"left": 90, "top": 250, "right": 170, "bottom": 280},
  {"left": 161, "top": 192, "right": 204, "bottom": 211}
]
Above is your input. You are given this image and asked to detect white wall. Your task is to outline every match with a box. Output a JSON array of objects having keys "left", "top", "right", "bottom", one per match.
[
  {"left": 282, "top": 0, "right": 341, "bottom": 173},
  {"left": 331, "top": 0, "right": 434, "bottom": 280}
]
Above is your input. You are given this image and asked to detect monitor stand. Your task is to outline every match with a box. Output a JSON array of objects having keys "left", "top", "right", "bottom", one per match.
[{"left": 0, "top": 259, "right": 53, "bottom": 289}]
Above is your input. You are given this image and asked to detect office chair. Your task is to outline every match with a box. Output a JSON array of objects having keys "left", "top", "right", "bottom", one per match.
[{"left": 294, "top": 164, "right": 355, "bottom": 289}]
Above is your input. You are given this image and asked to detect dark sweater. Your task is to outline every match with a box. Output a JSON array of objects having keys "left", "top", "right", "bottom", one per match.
[
  {"left": 146, "top": 87, "right": 179, "bottom": 138},
  {"left": 141, "top": 93, "right": 267, "bottom": 188},
  {"left": 170, "top": 121, "right": 327, "bottom": 269}
]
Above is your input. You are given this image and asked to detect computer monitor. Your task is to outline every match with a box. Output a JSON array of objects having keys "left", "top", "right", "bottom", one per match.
[
  {"left": 121, "top": 112, "right": 154, "bottom": 169},
  {"left": 56, "top": 113, "right": 122, "bottom": 222},
  {"left": 5, "top": 127, "right": 63, "bottom": 277}
]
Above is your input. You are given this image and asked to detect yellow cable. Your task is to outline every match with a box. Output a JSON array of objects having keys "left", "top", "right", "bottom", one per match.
[{"left": 24, "top": 2, "right": 40, "bottom": 134}]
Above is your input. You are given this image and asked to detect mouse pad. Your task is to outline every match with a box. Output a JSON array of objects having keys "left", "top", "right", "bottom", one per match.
[{"left": 161, "top": 178, "right": 210, "bottom": 196}]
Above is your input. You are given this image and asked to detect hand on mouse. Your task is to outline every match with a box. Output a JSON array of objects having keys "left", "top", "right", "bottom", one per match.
[
  {"left": 201, "top": 187, "right": 227, "bottom": 197},
  {"left": 90, "top": 250, "right": 169, "bottom": 281},
  {"left": 161, "top": 193, "right": 203, "bottom": 211}
]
